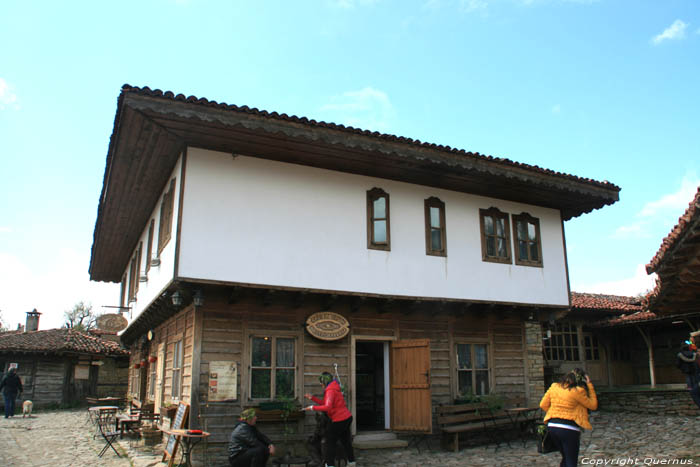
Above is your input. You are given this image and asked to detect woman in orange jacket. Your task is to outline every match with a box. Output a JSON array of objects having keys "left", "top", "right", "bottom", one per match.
[{"left": 540, "top": 368, "right": 597, "bottom": 467}]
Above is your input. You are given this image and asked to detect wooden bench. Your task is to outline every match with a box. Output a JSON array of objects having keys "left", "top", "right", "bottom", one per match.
[{"left": 437, "top": 402, "right": 513, "bottom": 452}]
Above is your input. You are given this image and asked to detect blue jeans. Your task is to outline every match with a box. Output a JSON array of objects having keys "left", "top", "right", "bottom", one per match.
[{"left": 3, "top": 392, "right": 17, "bottom": 418}]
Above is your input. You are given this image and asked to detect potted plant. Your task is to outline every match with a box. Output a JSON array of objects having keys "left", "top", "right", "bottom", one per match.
[{"left": 276, "top": 395, "right": 302, "bottom": 461}]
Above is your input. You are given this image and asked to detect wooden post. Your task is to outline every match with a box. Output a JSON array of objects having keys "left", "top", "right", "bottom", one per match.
[
  {"left": 189, "top": 306, "right": 204, "bottom": 429},
  {"left": 635, "top": 325, "right": 656, "bottom": 388}
]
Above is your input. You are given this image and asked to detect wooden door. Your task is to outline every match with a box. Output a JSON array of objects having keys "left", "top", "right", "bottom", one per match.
[
  {"left": 154, "top": 343, "right": 166, "bottom": 413},
  {"left": 390, "top": 339, "right": 432, "bottom": 433}
]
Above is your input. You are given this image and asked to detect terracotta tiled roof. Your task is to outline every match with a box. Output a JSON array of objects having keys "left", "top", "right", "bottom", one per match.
[
  {"left": 570, "top": 292, "right": 643, "bottom": 312},
  {"left": 588, "top": 311, "right": 661, "bottom": 328},
  {"left": 646, "top": 186, "right": 700, "bottom": 274},
  {"left": 121, "top": 85, "right": 621, "bottom": 192},
  {"left": 0, "top": 328, "right": 129, "bottom": 357}
]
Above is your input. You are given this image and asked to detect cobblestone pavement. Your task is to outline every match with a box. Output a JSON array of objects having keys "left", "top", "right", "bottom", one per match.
[{"left": 0, "top": 410, "right": 698, "bottom": 466}]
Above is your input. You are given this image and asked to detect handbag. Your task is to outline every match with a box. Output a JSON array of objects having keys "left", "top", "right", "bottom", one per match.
[{"left": 536, "top": 423, "right": 557, "bottom": 454}]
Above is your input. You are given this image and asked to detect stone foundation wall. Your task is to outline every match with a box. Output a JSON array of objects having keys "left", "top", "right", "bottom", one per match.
[
  {"left": 525, "top": 321, "right": 545, "bottom": 407},
  {"left": 598, "top": 388, "right": 700, "bottom": 416}
]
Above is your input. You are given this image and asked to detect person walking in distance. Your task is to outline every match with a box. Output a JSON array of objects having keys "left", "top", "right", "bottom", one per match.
[
  {"left": 304, "top": 371, "right": 356, "bottom": 467},
  {"left": 0, "top": 367, "right": 23, "bottom": 419},
  {"left": 540, "top": 368, "right": 597, "bottom": 467}
]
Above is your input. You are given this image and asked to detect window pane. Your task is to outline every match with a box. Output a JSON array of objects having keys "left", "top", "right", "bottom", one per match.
[
  {"left": 528, "top": 222, "right": 537, "bottom": 241},
  {"left": 251, "top": 369, "right": 271, "bottom": 398},
  {"left": 573, "top": 349, "right": 580, "bottom": 360},
  {"left": 373, "top": 220, "right": 387, "bottom": 243},
  {"left": 486, "top": 237, "right": 495, "bottom": 256},
  {"left": 276, "top": 338, "right": 295, "bottom": 367},
  {"left": 518, "top": 240, "right": 528, "bottom": 260},
  {"left": 430, "top": 207, "right": 441, "bottom": 228},
  {"left": 530, "top": 243, "right": 539, "bottom": 261},
  {"left": 484, "top": 215, "right": 494, "bottom": 235},
  {"left": 475, "top": 370, "right": 489, "bottom": 395},
  {"left": 497, "top": 238, "right": 507, "bottom": 257},
  {"left": 517, "top": 221, "right": 527, "bottom": 240},
  {"left": 431, "top": 229, "right": 442, "bottom": 251},
  {"left": 457, "top": 344, "right": 471, "bottom": 369},
  {"left": 458, "top": 370, "right": 473, "bottom": 396},
  {"left": 252, "top": 337, "right": 271, "bottom": 367},
  {"left": 496, "top": 218, "right": 504, "bottom": 237},
  {"left": 276, "top": 369, "right": 295, "bottom": 398},
  {"left": 373, "top": 197, "right": 386, "bottom": 218},
  {"left": 474, "top": 344, "right": 488, "bottom": 369},
  {"left": 586, "top": 349, "right": 592, "bottom": 360}
]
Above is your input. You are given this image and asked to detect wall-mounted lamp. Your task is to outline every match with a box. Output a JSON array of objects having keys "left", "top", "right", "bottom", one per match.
[
  {"left": 193, "top": 290, "right": 204, "bottom": 307},
  {"left": 171, "top": 290, "right": 183, "bottom": 307}
]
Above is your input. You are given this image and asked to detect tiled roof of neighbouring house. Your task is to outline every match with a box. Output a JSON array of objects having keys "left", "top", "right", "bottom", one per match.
[
  {"left": 570, "top": 292, "right": 643, "bottom": 312},
  {"left": 0, "top": 328, "right": 129, "bottom": 357},
  {"left": 646, "top": 186, "right": 700, "bottom": 274},
  {"left": 594, "top": 311, "right": 658, "bottom": 327}
]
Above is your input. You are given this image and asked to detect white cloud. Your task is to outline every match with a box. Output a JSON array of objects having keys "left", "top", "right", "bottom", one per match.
[
  {"left": 0, "top": 227, "right": 11, "bottom": 233},
  {"left": 574, "top": 264, "right": 656, "bottom": 297},
  {"left": 319, "top": 87, "right": 395, "bottom": 132},
  {"left": 0, "top": 250, "right": 120, "bottom": 331},
  {"left": 638, "top": 175, "right": 699, "bottom": 217},
  {"left": 0, "top": 78, "right": 19, "bottom": 110},
  {"left": 612, "top": 172, "right": 699, "bottom": 239},
  {"left": 652, "top": 19, "right": 688, "bottom": 45},
  {"left": 460, "top": 0, "right": 488, "bottom": 13}
]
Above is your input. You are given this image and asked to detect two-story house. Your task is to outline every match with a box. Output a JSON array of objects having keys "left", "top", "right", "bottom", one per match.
[{"left": 89, "top": 85, "right": 619, "bottom": 459}]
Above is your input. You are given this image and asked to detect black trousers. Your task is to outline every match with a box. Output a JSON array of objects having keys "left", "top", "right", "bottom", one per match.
[
  {"left": 229, "top": 444, "right": 269, "bottom": 467},
  {"left": 547, "top": 425, "right": 581, "bottom": 467},
  {"left": 324, "top": 416, "right": 355, "bottom": 466}
]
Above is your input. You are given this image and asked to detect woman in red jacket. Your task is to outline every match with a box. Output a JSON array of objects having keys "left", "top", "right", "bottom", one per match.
[{"left": 304, "top": 372, "right": 356, "bottom": 467}]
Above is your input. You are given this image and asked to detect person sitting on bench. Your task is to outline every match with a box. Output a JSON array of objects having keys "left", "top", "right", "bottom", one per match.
[{"left": 228, "top": 408, "right": 276, "bottom": 467}]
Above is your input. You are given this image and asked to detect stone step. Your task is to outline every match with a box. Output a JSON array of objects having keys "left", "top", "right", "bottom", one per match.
[
  {"left": 353, "top": 431, "right": 397, "bottom": 442},
  {"left": 353, "top": 438, "right": 409, "bottom": 450}
]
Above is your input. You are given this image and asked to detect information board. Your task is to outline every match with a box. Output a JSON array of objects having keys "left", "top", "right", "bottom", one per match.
[
  {"left": 162, "top": 402, "right": 189, "bottom": 467},
  {"left": 208, "top": 361, "right": 237, "bottom": 401}
]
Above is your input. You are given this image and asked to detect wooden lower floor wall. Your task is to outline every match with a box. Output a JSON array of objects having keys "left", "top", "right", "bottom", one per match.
[{"left": 146, "top": 289, "right": 546, "bottom": 465}]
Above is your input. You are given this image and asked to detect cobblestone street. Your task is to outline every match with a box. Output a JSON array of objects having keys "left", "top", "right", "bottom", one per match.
[{"left": 0, "top": 409, "right": 698, "bottom": 466}]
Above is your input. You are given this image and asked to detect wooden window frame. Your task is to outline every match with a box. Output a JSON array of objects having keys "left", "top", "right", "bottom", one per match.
[
  {"left": 149, "top": 356, "right": 157, "bottom": 399},
  {"left": 120, "top": 274, "right": 127, "bottom": 308},
  {"left": 157, "top": 178, "right": 176, "bottom": 255},
  {"left": 248, "top": 335, "right": 297, "bottom": 401},
  {"left": 583, "top": 334, "right": 601, "bottom": 361},
  {"left": 512, "top": 212, "right": 543, "bottom": 267},
  {"left": 455, "top": 342, "right": 491, "bottom": 397},
  {"left": 134, "top": 242, "right": 142, "bottom": 294},
  {"left": 424, "top": 197, "right": 447, "bottom": 256},
  {"left": 367, "top": 188, "right": 391, "bottom": 251},
  {"left": 128, "top": 256, "right": 137, "bottom": 303},
  {"left": 479, "top": 207, "right": 512, "bottom": 264},
  {"left": 145, "top": 219, "right": 154, "bottom": 274},
  {"left": 171, "top": 339, "right": 183, "bottom": 400},
  {"left": 543, "top": 323, "right": 580, "bottom": 362}
]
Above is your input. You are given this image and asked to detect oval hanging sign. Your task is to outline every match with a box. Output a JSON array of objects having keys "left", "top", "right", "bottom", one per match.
[
  {"left": 96, "top": 313, "right": 129, "bottom": 333},
  {"left": 306, "top": 312, "right": 350, "bottom": 341}
]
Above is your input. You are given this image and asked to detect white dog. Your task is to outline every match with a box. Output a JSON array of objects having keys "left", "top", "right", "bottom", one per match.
[{"left": 22, "top": 400, "right": 33, "bottom": 418}]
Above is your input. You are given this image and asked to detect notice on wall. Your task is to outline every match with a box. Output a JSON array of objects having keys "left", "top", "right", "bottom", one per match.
[
  {"left": 74, "top": 364, "right": 90, "bottom": 380},
  {"left": 208, "top": 361, "right": 237, "bottom": 401}
]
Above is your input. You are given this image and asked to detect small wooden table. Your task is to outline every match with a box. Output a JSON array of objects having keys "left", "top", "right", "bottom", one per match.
[
  {"left": 504, "top": 407, "right": 540, "bottom": 447},
  {"left": 161, "top": 428, "right": 210, "bottom": 467}
]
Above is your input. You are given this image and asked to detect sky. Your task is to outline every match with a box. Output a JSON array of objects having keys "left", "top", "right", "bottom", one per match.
[{"left": 1, "top": 0, "right": 698, "bottom": 330}]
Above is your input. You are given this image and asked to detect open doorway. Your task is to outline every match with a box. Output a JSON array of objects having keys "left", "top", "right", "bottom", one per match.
[{"left": 355, "top": 341, "right": 386, "bottom": 431}]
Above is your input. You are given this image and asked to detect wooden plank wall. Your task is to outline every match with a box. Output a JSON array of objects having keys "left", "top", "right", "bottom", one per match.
[{"left": 147, "top": 288, "right": 531, "bottom": 465}]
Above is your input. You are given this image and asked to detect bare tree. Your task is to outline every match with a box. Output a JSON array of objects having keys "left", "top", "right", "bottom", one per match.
[
  {"left": 0, "top": 309, "right": 7, "bottom": 332},
  {"left": 64, "top": 302, "right": 97, "bottom": 331}
]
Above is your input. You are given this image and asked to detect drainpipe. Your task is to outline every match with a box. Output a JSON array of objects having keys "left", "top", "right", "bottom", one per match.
[{"left": 635, "top": 325, "right": 655, "bottom": 388}]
